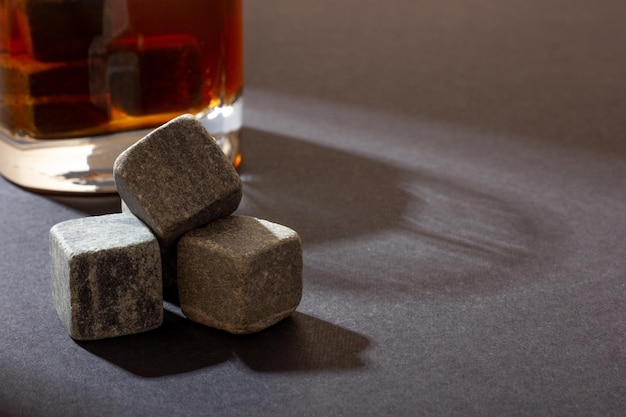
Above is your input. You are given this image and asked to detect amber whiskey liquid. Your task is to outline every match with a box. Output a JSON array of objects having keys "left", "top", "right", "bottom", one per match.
[{"left": 0, "top": 0, "right": 243, "bottom": 192}]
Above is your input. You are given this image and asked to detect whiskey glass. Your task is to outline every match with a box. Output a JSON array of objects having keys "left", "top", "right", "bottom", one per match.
[{"left": 0, "top": 0, "right": 243, "bottom": 193}]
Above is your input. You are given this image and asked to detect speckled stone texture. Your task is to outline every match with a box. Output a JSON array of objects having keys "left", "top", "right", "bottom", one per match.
[
  {"left": 177, "top": 215, "right": 303, "bottom": 334},
  {"left": 114, "top": 114, "right": 242, "bottom": 247},
  {"left": 49, "top": 213, "right": 163, "bottom": 340}
]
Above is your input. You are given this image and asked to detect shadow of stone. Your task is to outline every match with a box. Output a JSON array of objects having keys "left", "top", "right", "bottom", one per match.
[
  {"left": 76, "top": 310, "right": 231, "bottom": 377},
  {"left": 228, "top": 312, "right": 370, "bottom": 372},
  {"left": 77, "top": 310, "right": 369, "bottom": 377}
]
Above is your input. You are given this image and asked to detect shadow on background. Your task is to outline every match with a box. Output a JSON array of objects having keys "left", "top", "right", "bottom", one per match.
[
  {"left": 237, "top": 128, "right": 546, "bottom": 297},
  {"left": 78, "top": 311, "right": 369, "bottom": 377},
  {"left": 236, "top": 127, "right": 413, "bottom": 244}
]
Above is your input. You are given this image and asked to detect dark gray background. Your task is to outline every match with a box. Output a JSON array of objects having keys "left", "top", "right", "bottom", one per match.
[{"left": 1, "top": 1, "right": 625, "bottom": 416}]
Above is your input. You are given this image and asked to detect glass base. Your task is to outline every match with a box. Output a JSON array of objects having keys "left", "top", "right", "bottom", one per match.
[{"left": 0, "top": 99, "right": 242, "bottom": 194}]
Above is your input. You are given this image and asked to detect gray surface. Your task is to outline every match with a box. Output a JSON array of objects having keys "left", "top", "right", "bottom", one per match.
[{"left": 1, "top": 1, "right": 626, "bottom": 416}]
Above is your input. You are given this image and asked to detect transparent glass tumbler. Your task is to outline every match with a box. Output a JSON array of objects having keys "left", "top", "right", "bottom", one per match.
[{"left": 0, "top": 0, "right": 243, "bottom": 193}]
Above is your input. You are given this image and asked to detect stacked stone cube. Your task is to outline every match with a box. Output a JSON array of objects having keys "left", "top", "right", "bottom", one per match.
[
  {"left": 49, "top": 114, "right": 303, "bottom": 340},
  {"left": 177, "top": 216, "right": 302, "bottom": 334},
  {"left": 49, "top": 214, "right": 163, "bottom": 340}
]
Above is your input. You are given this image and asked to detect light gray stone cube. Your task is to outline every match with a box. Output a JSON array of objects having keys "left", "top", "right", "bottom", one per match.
[
  {"left": 114, "top": 114, "right": 242, "bottom": 246},
  {"left": 177, "top": 215, "right": 303, "bottom": 334},
  {"left": 49, "top": 213, "right": 163, "bottom": 340}
]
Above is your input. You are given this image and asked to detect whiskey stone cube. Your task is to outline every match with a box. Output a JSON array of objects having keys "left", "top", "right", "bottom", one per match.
[
  {"left": 0, "top": 59, "right": 109, "bottom": 136},
  {"left": 177, "top": 215, "right": 303, "bottom": 334},
  {"left": 0, "top": 59, "right": 92, "bottom": 98},
  {"left": 105, "top": 34, "right": 203, "bottom": 116},
  {"left": 18, "top": 0, "right": 105, "bottom": 62},
  {"left": 114, "top": 114, "right": 242, "bottom": 247},
  {"left": 49, "top": 213, "right": 163, "bottom": 340}
]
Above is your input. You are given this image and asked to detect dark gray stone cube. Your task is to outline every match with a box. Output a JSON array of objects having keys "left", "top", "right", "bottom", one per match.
[
  {"left": 114, "top": 114, "right": 242, "bottom": 246},
  {"left": 177, "top": 215, "right": 303, "bottom": 334},
  {"left": 49, "top": 213, "right": 163, "bottom": 340}
]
